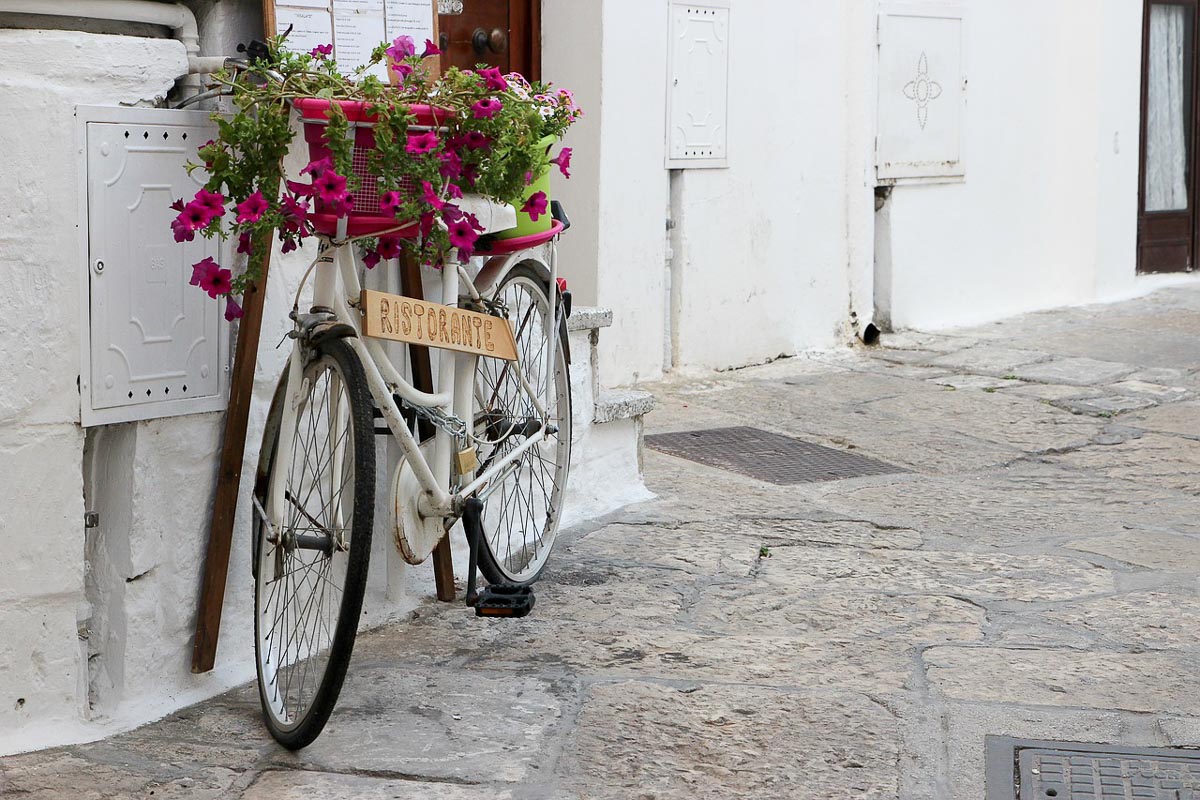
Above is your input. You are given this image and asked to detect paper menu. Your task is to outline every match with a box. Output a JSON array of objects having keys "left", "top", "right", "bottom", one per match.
[
  {"left": 275, "top": 5, "right": 335, "bottom": 55},
  {"left": 332, "top": 0, "right": 388, "bottom": 78},
  {"left": 273, "top": 0, "right": 436, "bottom": 68},
  {"left": 385, "top": 0, "right": 436, "bottom": 44}
]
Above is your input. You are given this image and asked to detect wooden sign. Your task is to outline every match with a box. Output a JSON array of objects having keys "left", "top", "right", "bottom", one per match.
[
  {"left": 266, "top": 0, "right": 440, "bottom": 82},
  {"left": 360, "top": 289, "right": 518, "bottom": 361}
]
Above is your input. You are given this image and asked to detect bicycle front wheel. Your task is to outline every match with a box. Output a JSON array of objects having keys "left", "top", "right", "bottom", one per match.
[
  {"left": 474, "top": 264, "right": 572, "bottom": 585},
  {"left": 254, "top": 338, "right": 375, "bottom": 750}
]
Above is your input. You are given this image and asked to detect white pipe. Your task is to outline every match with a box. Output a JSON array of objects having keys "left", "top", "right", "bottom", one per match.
[{"left": 0, "top": 0, "right": 203, "bottom": 93}]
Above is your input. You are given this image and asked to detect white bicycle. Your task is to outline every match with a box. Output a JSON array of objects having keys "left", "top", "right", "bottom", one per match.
[{"left": 247, "top": 117, "right": 573, "bottom": 749}]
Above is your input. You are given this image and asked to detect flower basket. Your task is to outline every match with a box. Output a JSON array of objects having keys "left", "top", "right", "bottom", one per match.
[
  {"left": 495, "top": 134, "right": 555, "bottom": 240},
  {"left": 293, "top": 98, "right": 453, "bottom": 238}
]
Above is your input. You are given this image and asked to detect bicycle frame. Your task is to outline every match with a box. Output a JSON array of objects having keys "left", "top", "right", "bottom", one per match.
[{"left": 268, "top": 229, "right": 562, "bottom": 535}]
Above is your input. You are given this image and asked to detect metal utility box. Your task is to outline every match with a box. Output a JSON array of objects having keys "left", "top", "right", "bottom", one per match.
[
  {"left": 876, "top": 2, "right": 967, "bottom": 183},
  {"left": 666, "top": 0, "right": 731, "bottom": 169},
  {"left": 77, "top": 106, "right": 229, "bottom": 427}
]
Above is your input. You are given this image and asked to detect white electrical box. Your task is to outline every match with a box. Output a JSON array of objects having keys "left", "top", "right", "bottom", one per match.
[
  {"left": 876, "top": 2, "right": 966, "bottom": 182},
  {"left": 78, "top": 106, "right": 229, "bottom": 427},
  {"left": 666, "top": 0, "right": 730, "bottom": 169}
]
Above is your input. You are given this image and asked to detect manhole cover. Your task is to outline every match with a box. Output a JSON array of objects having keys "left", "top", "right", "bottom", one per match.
[
  {"left": 644, "top": 426, "right": 905, "bottom": 485},
  {"left": 986, "top": 737, "right": 1200, "bottom": 799}
]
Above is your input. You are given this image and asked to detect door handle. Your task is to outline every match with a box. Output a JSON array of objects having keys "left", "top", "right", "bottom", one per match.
[{"left": 472, "top": 27, "right": 507, "bottom": 56}]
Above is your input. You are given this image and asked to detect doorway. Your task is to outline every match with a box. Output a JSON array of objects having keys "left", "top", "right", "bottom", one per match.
[
  {"left": 1138, "top": 0, "right": 1199, "bottom": 274},
  {"left": 438, "top": 0, "right": 540, "bottom": 79}
]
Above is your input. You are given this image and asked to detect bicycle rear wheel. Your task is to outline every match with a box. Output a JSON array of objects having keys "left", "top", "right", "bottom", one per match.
[
  {"left": 253, "top": 338, "right": 375, "bottom": 750},
  {"left": 473, "top": 264, "right": 572, "bottom": 585}
]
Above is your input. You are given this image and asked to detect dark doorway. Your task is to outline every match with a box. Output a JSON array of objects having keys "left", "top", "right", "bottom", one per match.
[
  {"left": 1139, "top": 0, "right": 1200, "bottom": 274},
  {"left": 438, "top": 0, "right": 540, "bottom": 80}
]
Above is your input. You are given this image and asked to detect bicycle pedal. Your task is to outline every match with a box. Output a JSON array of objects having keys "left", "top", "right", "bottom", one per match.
[{"left": 473, "top": 584, "right": 535, "bottom": 618}]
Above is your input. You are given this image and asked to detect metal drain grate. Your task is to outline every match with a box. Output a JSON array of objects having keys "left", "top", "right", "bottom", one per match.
[
  {"left": 986, "top": 737, "right": 1200, "bottom": 799},
  {"left": 644, "top": 426, "right": 905, "bottom": 485}
]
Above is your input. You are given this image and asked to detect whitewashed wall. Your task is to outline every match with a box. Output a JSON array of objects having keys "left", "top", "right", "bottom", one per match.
[
  {"left": 0, "top": 29, "right": 193, "bottom": 753},
  {"left": 545, "top": 1, "right": 866, "bottom": 381},
  {"left": 878, "top": 0, "right": 1191, "bottom": 330}
]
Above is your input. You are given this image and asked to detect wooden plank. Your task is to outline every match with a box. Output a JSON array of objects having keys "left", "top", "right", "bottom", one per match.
[
  {"left": 361, "top": 289, "right": 518, "bottom": 361},
  {"left": 191, "top": 235, "right": 273, "bottom": 673},
  {"left": 398, "top": 255, "right": 456, "bottom": 603}
]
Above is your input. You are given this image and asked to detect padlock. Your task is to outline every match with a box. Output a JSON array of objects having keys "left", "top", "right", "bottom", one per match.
[{"left": 454, "top": 446, "right": 479, "bottom": 475}]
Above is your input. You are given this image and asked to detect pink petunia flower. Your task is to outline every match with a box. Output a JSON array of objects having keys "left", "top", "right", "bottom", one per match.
[
  {"left": 171, "top": 217, "right": 196, "bottom": 243},
  {"left": 235, "top": 191, "right": 269, "bottom": 224},
  {"left": 379, "top": 190, "right": 403, "bottom": 217},
  {"left": 391, "top": 62, "right": 414, "bottom": 82},
  {"left": 472, "top": 97, "right": 503, "bottom": 119},
  {"left": 446, "top": 216, "right": 479, "bottom": 253},
  {"left": 421, "top": 39, "right": 441, "bottom": 58},
  {"left": 190, "top": 257, "right": 231, "bottom": 299},
  {"left": 301, "top": 157, "right": 334, "bottom": 178},
  {"left": 224, "top": 297, "right": 244, "bottom": 321},
  {"left": 479, "top": 66, "right": 507, "bottom": 91},
  {"left": 237, "top": 232, "right": 253, "bottom": 255},
  {"left": 314, "top": 170, "right": 348, "bottom": 204},
  {"left": 376, "top": 236, "right": 402, "bottom": 260},
  {"left": 406, "top": 130, "right": 440, "bottom": 154},
  {"left": 362, "top": 249, "right": 381, "bottom": 269},
  {"left": 421, "top": 180, "right": 444, "bottom": 211},
  {"left": 386, "top": 35, "right": 415, "bottom": 61},
  {"left": 439, "top": 150, "right": 463, "bottom": 179},
  {"left": 193, "top": 189, "right": 226, "bottom": 219},
  {"left": 521, "top": 191, "right": 548, "bottom": 222},
  {"left": 445, "top": 183, "right": 463, "bottom": 199},
  {"left": 463, "top": 131, "right": 489, "bottom": 151},
  {"left": 280, "top": 195, "right": 310, "bottom": 235},
  {"left": 286, "top": 179, "right": 315, "bottom": 197},
  {"left": 310, "top": 43, "right": 333, "bottom": 58},
  {"left": 419, "top": 211, "right": 437, "bottom": 238},
  {"left": 550, "top": 147, "right": 572, "bottom": 178}
]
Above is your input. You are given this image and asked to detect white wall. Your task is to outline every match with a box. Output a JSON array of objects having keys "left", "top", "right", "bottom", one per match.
[
  {"left": 0, "top": 29, "right": 190, "bottom": 752},
  {"left": 545, "top": 1, "right": 866, "bottom": 381},
  {"left": 880, "top": 0, "right": 1163, "bottom": 330},
  {"left": 670, "top": 1, "right": 862, "bottom": 371}
]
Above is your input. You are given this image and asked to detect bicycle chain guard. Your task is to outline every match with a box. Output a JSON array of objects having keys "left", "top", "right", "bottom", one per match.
[{"left": 391, "top": 446, "right": 446, "bottom": 565}]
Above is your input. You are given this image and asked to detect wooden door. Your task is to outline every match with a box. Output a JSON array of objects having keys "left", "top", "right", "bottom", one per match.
[
  {"left": 438, "top": 0, "right": 540, "bottom": 79},
  {"left": 1139, "top": 0, "right": 1200, "bottom": 274}
]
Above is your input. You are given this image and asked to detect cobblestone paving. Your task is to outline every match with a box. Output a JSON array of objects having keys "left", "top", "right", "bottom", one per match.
[{"left": 2, "top": 285, "right": 1199, "bottom": 798}]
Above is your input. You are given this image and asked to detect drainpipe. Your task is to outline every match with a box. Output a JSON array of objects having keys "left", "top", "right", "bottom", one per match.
[{"left": 0, "top": 0, "right": 204, "bottom": 93}]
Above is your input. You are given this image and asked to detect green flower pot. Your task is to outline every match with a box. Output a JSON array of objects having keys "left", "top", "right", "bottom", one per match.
[{"left": 498, "top": 135, "right": 556, "bottom": 239}]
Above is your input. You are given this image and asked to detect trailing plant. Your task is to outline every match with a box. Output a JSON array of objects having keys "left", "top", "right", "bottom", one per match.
[{"left": 171, "top": 34, "right": 581, "bottom": 320}]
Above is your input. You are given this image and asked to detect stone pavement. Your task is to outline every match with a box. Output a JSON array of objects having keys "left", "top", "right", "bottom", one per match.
[{"left": 2, "top": 284, "right": 1199, "bottom": 799}]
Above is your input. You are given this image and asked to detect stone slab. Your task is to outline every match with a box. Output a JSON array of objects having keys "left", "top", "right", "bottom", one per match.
[
  {"left": 929, "top": 346, "right": 1049, "bottom": 374},
  {"left": 1065, "top": 530, "right": 1200, "bottom": 570},
  {"left": 1124, "top": 400, "right": 1200, "bottom": 438},
  {"left": 1051, "top": 395, "right": 1158, "bottom": 416},
  {"left": 241, "top": 770, "right": 511, "bottom": 800},
  {"left": 1036, "top": 591, "right": 1200, "bottom": 650},
  {"left": 757, "top": 547, "right": 1114, "bottom": 602},
  {"left": 1107, "top": 380, "right": 1190, "bottom": 401},
  {"left": 1002, "top": 383, "right": 1105, "bottom": 401},
  {"left": 927, "top": 375, "right": 1026, "bottom": 391},
  {"left": 1013, "top": 357, "right": 1138, "bottom": 387},
  {"left": 690, "top": 585, "right": 984, "bottom": 643},
  {"left": 268, "top": 668, "right": 570, "bottom": 784},
  {"left": 557, "top": 682, "right": 900, "bottom": 800},
  {"left": 925, "top": 647, "right": 1200, "bottom": 714}
]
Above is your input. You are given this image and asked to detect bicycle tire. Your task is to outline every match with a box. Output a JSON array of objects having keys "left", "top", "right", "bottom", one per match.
[
  {"left": 253, "top": 337, "right": 375, "bottom": 750},
  {"left": 473, "top": 264, "right": 572, "bottom": 586}
]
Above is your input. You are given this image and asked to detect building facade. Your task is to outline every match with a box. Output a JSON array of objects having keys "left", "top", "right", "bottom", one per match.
[{"left": 0, "top": 0, "right": 1195, "bottom": 752}]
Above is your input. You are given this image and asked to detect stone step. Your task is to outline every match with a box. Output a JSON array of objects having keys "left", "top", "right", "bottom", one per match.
[
  {"left": 593, "top": 389, "right": 656, "bottom": 425},
  {"left": 566, "top": 305, "right": 612, "bottom": 332}
]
